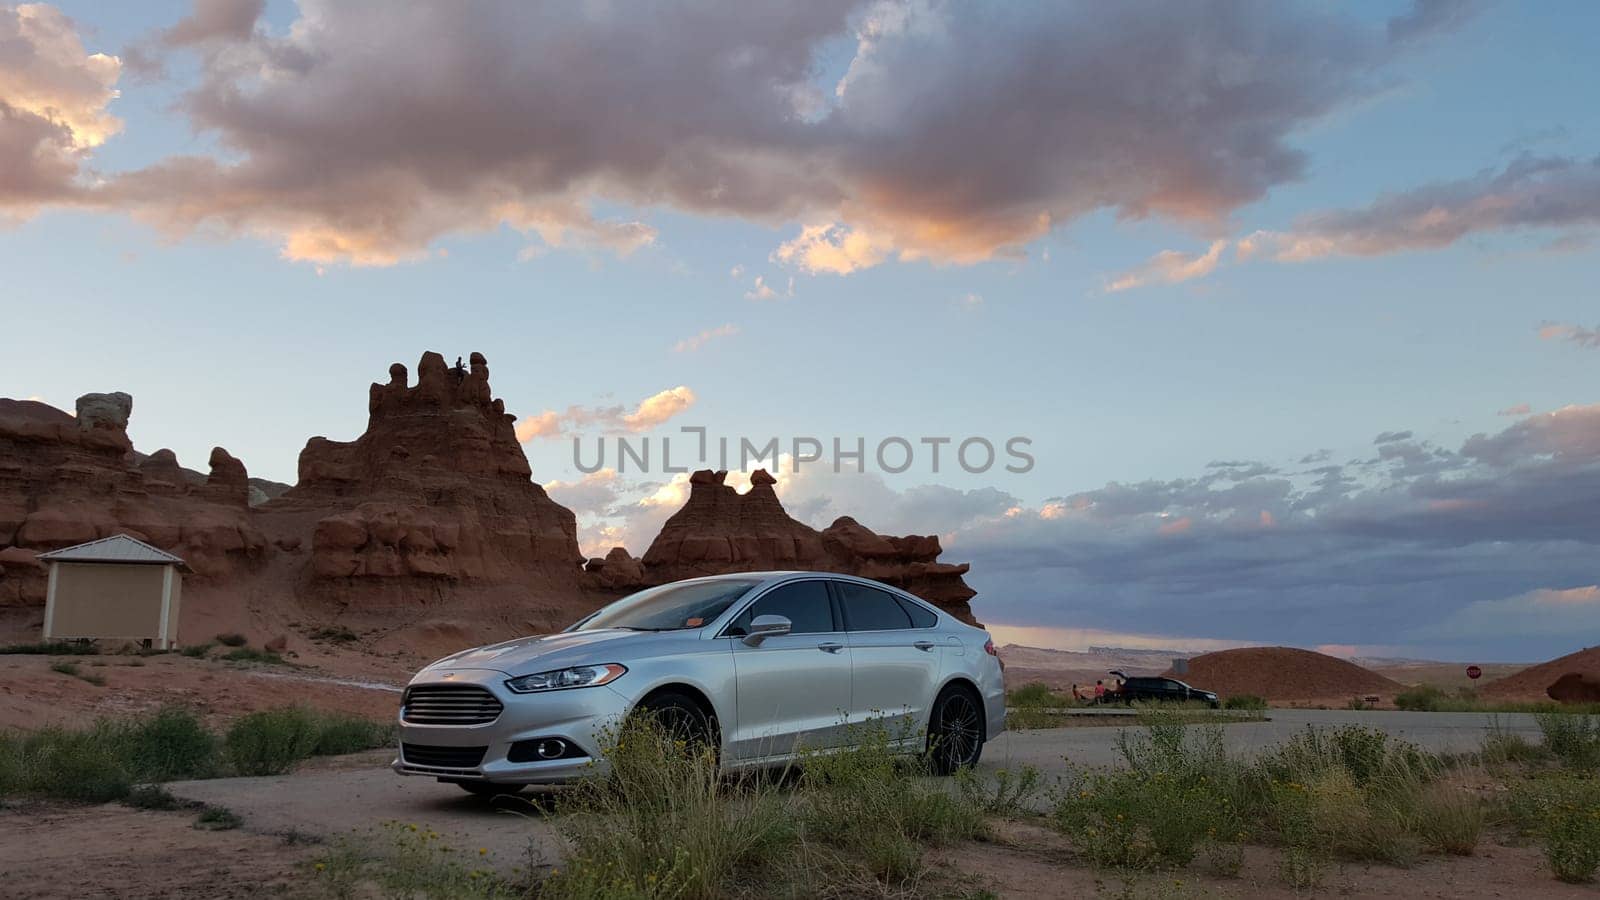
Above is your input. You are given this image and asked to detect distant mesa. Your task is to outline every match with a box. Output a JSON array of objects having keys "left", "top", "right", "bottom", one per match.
[{"left": 0, "top": 351, "right": 982, "bottom": 650}]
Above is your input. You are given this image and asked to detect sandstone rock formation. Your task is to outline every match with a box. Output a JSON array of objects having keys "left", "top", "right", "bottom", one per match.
[
  {"left": 258, "top": 352, "right": 584, "bottom": 621},
  {"left": 1547, "top": 672, "right": 1600, "bottom": 704},
  {"left": 0, "top": 354, "right": 985, "bottom": 650},
  {"left": 0, "top": 396, "right": 265, "bottom": 608},
  {"left": 638, "top": 469, "right": 979, "bottom": 623}
]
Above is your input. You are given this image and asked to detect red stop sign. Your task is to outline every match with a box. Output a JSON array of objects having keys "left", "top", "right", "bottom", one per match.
[{"left": 1466, "top": 665, "right": 1482, "bottom": 680}]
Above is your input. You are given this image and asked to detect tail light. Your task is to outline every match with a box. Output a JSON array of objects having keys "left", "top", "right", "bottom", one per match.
[{"left": 983, "top": 637, "right": 1003, "bottom": 669}]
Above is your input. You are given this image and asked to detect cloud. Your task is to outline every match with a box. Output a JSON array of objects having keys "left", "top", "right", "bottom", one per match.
[
  {"left": 1386, "top": 0, "right": 1482, "bottom": 44},
  {"left": 516, "top": 386, "right": 697, "bottom": 442},
  {"left": 773, "top": 223, "right": 894, "bottom": 274},
  {"left": 939, "top": 398, "right": 1600, "bottom": 660},
  {"left": 544, "top": 468, "right": 624, "bottom": 516},
  {"left": 1240, "top": 156, "right": 1600, "bottom": 262},
  {"left": 1373, "top": 430, "right": 1413, "bottom": 444},
  {"left": 4, "top": 1, "right": 1451, "bottom": 269},
  {"left": 743, "top": 274, "right": 793, "bottom": 301},
  {"left": 160, "top": 0, "right": 263, "bottom": 47},
  {"left": 0, "top": 4, "right": 121, "bottom": 219},
  {"left": 1496, "top": 403, "right": 1531, "bottom": 417},
  {"left": 1429, "top": 585, "right": 1600, "bottom": 640},
  {"left": 1539, "top": 322, "right": 1600, "bottom": 349},
  {"left": 1104, "top": 240, "right": 1228, "bottom": 292},
  {"left": 673, "top": 323, "right": 739, "bottom": 353},
  {"left": 623, "top": 386, "right": 696, "bottom": 431}
]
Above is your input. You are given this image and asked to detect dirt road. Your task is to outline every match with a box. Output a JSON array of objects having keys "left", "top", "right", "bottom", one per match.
[{"left": 161, "top": 708, "right": 1540, "bottom": 868}]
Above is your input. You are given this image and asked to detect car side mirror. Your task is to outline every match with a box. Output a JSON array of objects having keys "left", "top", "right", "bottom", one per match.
[{"left": 742, "top": 614, "right": 791, "bottom": 646}]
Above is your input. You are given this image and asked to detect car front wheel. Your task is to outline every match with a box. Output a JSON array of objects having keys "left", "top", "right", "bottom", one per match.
[{"left": 926, "top": 685, "right": 984, "bottom": 775}]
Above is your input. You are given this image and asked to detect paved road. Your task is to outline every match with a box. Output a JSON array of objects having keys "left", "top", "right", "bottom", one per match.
[{"left": 166, "top": 709, "right": 1537, "bottom": 868}]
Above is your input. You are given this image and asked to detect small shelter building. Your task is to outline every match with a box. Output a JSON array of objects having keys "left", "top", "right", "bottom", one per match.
[{"left": 39, "top": 535, "right": 185, "bottom": 649}]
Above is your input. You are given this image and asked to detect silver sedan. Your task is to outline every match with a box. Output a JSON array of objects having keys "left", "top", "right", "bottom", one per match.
[{"left": 392, "top": 571, "right": 1006, "bottom": 794}]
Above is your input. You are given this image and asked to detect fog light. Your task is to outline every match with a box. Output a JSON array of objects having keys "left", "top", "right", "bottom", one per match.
[{"left": 535, "top": 739, "right": 566, "bottom": 759}]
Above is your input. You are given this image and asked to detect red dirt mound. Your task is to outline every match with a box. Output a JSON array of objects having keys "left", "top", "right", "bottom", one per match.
[
  {"left": 1167, "top": 646, "right": 1403, "bottom": 702},
  {"left": 1479, "top": 646, "right": 1600, "bottom": 702}
]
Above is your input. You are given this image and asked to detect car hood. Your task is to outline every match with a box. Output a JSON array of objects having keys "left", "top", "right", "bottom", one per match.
[{"left": 421, "top": 628, "right": 667, "bottom": 676}]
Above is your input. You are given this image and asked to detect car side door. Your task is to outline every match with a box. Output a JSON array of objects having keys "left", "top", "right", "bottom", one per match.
[
  {"left": 724, "top": 579, "right": 852, "bottom": 760},
  {"left": 835, "top": 581, "right": 943, "bottom": 741}
]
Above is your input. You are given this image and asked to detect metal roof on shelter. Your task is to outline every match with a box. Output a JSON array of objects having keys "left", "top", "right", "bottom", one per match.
[{"left": 36, "top": 534, "right": 186, "bottom": 566}]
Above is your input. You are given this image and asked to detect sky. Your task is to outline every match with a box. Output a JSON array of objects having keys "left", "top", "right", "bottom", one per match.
[{"left": 3, "top": 0, "right": 1599, "bottom": 662}]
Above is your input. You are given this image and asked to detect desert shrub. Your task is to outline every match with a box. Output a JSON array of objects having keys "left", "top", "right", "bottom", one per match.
[
  {"left": 1223, "top": 694, "right": 1267, "bottom": 711},
  {"left": 311, "top": 714, "right": 395, "bottom": 757},
  {"left": 102, "top": 706, "right": 217, "bottom": 782},
  {"left": 1, "top": 641, "right": 96, "bottom": 655},
  {"left": 221, "top": 647, "right": 285, "bottom": 664},
  {"left": 1545, "top": 799, "right": 1600, "bottom": 883},
  {"left": 956, "top": 763, "right": 1042, "bottom": 816},
  {"left": 310, "top": 626, "right": 359, "bottom": 643},
  {"left": 797, "top": 723, "right": 983, "bottom": 882},
  {"left": 49, "top": 660, "right": 80, "bottom": 677},
  {"left": 215, "top": 633, "right": 248, "bottom": 647},
  {"left": 1006, "top": 682, "right": 1061, "bottom": 707},
  {"left": 6, "top": 727, "right": 132, "bottom": 802},
  {"left": 1395, "top": 685, "right": 1449, "bottom": 711},
  {"left": 312, "top": 823, "right": 523, "bottom": 900},
  {"left": 1536, "top": 713, "right": 1600, "bottom": 770},
  {"left": 1481, "top": 720, "right": 1549, "bottom": 766},
  {"left": 124, "top": 784, "right": 185, "bottom": 810},
  {"left": 1255, "top": 724, "right": 1431, "bottom": 788},
  {"left": 1497, "top": 772, "right": 1600, "bottom": 881},
  {"left": 224, "top": 707, "right": 321, "bottom": 775},
  {"left": 1052, "top": 716, "right": 1245, "bottom": 870},
  {"left": 1414, "top": 779, "right": 1484, "bottom": 856},
  {"left": 179, "top": 643, "right": 211, "bottom": 658},
  {"left": 194, "top": 805, "right": 243, "bottom": 831},
  {"left": 1005, "top": 707, "right": 1064, "bottom": 729},
  {"left": 543, "top": 718, "right": 797, "bottom": 899}
]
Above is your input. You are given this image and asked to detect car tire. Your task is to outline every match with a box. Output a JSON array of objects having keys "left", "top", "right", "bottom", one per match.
[
  {"left": 632, "top": 690, "right": 717, "bottom": 755},
  {"left": 926, "top": 684, "right": 984, "bottom": 776},
  {"left": 455, "top": 781, "right": 526, "bottom": 798}
]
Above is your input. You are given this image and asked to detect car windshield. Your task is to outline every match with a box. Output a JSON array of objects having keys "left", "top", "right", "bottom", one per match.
[{"left": 574, "top": 579, "right": 763, "bottom": 632}]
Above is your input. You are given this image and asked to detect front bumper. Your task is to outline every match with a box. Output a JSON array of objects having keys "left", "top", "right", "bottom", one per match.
[{"left": 391, "top": 668, "right": 631, "bottom": 785}]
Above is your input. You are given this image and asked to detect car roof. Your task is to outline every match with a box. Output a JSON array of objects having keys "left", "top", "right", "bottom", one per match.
[{"left": 670, "top": 571, "right": 948, "bottom": 613}]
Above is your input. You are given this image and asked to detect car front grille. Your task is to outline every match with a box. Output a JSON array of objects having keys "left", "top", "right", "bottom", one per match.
[
  {"left": 401, "top": 743, "right": 487, "bottom": 769},
  {"left": 401, "top": 684, "right": 503, "bottom": 725}
]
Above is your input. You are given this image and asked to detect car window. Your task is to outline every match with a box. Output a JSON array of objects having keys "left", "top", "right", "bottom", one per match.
[
  {"left": 838, "top": 582, "right": 913, "bottom": 631},
  {"left": 895, "top": 596, "right": 938, "bottom": 628},
  {"left": 1162, "top": 679, "right": 1185, "bottom": 690},
  {"left": 726, "top": 580, "right": 835, "bottom": 636},
  {"left": 576, "top": 578, "right": 762, "bottom": 631}
]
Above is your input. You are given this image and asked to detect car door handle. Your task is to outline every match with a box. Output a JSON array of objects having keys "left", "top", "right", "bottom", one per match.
[
  {"left": 817, "top": 642, "right": 845, "bottom": 654},
  {"left": 913, "top": 641, "right": 936, "bottom": 651}
]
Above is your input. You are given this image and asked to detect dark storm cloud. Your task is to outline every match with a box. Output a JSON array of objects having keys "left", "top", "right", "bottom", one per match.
[{"left": 948, "top": 403, "right": 1600, "bottom": 659}]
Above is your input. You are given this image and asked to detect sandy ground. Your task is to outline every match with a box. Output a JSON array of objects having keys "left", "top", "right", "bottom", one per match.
[
  {"left": 0, "top": 710, "right": 1578, "bottom": 899},
  {"left": 0, "top": 801, "right": 320, "bottom": 899},
  {"left": 930, "top": 819, "right": 1600, "bottom": 899},
  {"left": 0, "top": 652, "right": 405, "bottom": 731}
]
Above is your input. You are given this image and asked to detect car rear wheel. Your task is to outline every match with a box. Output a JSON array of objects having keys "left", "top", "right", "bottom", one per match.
[{"left": 926, "top": 684, "right": 984, "bottom": 775}]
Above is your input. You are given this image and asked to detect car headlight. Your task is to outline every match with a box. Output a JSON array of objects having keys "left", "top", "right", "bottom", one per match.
[{"left": 504, "top": 663, "right": 627, "bottom": 694}]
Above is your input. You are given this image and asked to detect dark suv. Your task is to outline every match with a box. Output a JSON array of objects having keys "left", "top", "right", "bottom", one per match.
[{"left": 1108, "top": 670, "right": 1220, "bottom": 708}]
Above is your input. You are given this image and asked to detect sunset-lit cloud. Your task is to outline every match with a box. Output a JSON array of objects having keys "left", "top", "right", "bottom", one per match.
[
  {"left": 673, "top": 323, "right": 739, "bottom": 353},
  {"left": 0, "top": 1, "right": 1474, "bottom": 269},
  {"left": 1239, "top": 156, "right": 1600, "bottom": 262},
  {"left": 1539, "top": 322, "right": 1600, "bottom": 349},
  {"left": 515, "top": 386, "right": 697, "bottom": 442},
  {"left": 1105, "top": 240, "right": 1228, "bottom": 292},
  {"left": 0, "top": 4, "right": 122, "bottom": 219}
]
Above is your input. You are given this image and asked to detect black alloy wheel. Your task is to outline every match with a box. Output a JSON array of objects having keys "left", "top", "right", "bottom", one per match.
[{"left": 927, "top": 686, "right": 984, "bottom": 775}]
